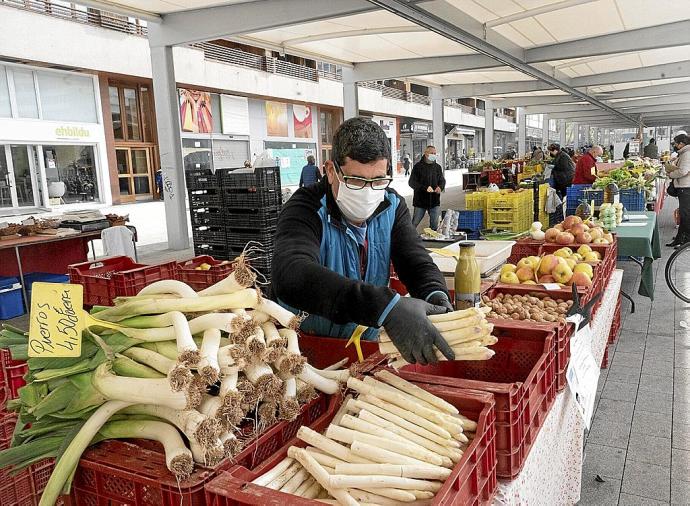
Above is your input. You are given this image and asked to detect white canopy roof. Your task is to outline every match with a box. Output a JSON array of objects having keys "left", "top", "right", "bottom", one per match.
[{"left": 78, "top": 0, "right": 690, "bottom": 126}]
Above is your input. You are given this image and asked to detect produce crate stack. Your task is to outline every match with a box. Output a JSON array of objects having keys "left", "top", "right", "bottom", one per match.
[
  {"left": 485, "top": 190, "right": 533, "bottom": 233},
  {"left": 538, "top": 183, "right": 549, "bottom": 226},
  {"left": 218, "top": 166, "right": 282, "bottom": 280},
  {"left": 465, "top": 191, "right": 490, "bottom": 228},
  {"left": 185, "top": 168, "right": 228, "bottom": 258}
]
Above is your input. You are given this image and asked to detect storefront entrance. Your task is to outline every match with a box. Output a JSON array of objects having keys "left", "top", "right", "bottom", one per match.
[{"left": 0, "top": 144, "right": 41, "bottom": 210}]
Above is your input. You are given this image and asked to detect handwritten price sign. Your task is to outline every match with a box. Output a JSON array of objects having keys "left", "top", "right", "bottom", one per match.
[{"left": 29, "top": 282, "right": 84, "bottom": 357}]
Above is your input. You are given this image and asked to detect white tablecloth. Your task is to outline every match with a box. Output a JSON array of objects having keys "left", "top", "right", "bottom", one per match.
[{"left": 493, "top": 269, "right": 623, "bottom": 505}]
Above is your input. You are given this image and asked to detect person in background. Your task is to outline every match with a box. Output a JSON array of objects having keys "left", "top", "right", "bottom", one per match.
[
  {"left": 299, "top": 155, "right": 321, "bottom": 188},
  {"left": 272, "top": 117, "right": 454, "bottom": 365},
  {"left": 644, "top": 138, "right": 659, "bottom": 159},
  {"left": 666, "top": 134, "right": 690, "bottom": 248},
  {"left": 409, "top": 145, "right": 446, "bottom": 231},
  {"left": 155, "top": 169, "right": 163, "bottom": 200},
  {"left": 548, "top": 143, "right": 575, "bottom": 199},
  {"left": 573, "top": 145, "right": 602, "bottom": 184},
  {"left": 609, "top": 145, "right": 615, "bottom": 160},
  {"left": 403, "top": 153, "right": 411, "bottom": 177},
  {"left": 532, "top": 146, "right": 544, "bottom": 162},
  {"left": 623, "top": 142, "right": 630, "bottom": 159}
]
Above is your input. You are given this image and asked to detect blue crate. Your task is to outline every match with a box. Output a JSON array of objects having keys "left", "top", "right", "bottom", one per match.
[
  {"left": 565, "top": 184, "right": 592, "bottom": 207},
  {"left": 582, "top": 189, "right": 604, "bottom": 206},
  {"left": 0, "top": 276, "right": 24, "bottom": 320},
  {"left": 24, "top": 272, "right": 69, "bottom": 305},
  {"left": 466, "top": 231, "right": 481, "bottom": 240},
  {"left": 457, "top": 210, "right": 483, "bottom": 232},
  {"left": 620, "top": 189, "right": 646, "bottom": 211}
]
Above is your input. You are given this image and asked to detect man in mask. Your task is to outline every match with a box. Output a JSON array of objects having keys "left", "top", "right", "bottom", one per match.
[
  {"left": 409, "top": 145, "right": 446, "bottom": 230},
  {"left": 272, "top": 118, "right": 454, "bottom": 365}
]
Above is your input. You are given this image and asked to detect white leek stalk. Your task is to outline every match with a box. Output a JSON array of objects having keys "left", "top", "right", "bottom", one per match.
[
  {"left": 138, "top": 279, "right": 198, "bottom": 298},
  {"left": 198, "top": 328, "right": 221, "bottom": 384},
  {"left": 121, "top": 404, "right": 220, "bottom": 448}
]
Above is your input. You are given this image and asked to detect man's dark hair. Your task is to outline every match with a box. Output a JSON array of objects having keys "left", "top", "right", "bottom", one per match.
[
  {"left": 332, "top": 117, "right": 390, "bottom": 166},
  {"left": 307, "top": 155, "right": 315, "bottom": 165},
  {"left": 548, "top": 143, "right": 560, "bottom": 151},
  {"left": 674, "top": 134, "right": 690, "bottom": 145},
  {"left": 650, "top": 138, "right": 655, "bottom": 143}
]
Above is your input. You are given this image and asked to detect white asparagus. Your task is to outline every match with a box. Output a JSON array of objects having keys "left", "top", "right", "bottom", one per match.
[
  {"left": 251, "top": 458, "right": 294, "bottom": 486},
  {"left": 332, "top": 395, "right": 353, "bottom": 427},
  {"left": 265, "top": 460, "right": 302, "bottom": 490},
  {"left": 302, "top": 479, "right": 322, "bottom": 499},
  {"left": 358, "top": 487, "right": 418, "bottom": 502},
  {"left": 427, "top": 306, "right": 490, "bottom": 323},
  {"left": 335, "top": 463, "right": 451, "bottom": 480},
  {"left": 280, "top": 467, "right": 310, "bottom": 494},
  {"left": 350, "top": 488, "right": 415, "bottom": 505},
  {"left": 289, "top": 447, "right": 359, "bottom": 506},
  {"left": 432, "top": 314, "right": 483, "bottom": 333},
  {"left": 374, "top": 370, "right": 458, "bottom": 415},
  {"left": 326, "top": 425, "right": 446, "bottom": 467},
  {"left": 305, "top": 447, "right": 347, "bottom": 468},
  {"left": 294, "top": 476, "right": 317, "bottom": 497},
  {"left": 329, "top": 474, "right": 442, "bottom": 492},
  {"left": 349, "top": 440, "right": 429, "bottom": 466},
  {"left": 296, "top": 426, "right": 372, "bottom": 464}
]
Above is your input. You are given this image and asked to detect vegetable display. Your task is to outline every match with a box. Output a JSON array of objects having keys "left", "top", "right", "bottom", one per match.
[
  {"left": 0, "top": 254, "right": 352, "bottom": 506},
  {"left": 250, "top": 371, "right": 475, "bottom": 504},
  {"left": 592, "top": 160, "right": 664, "bottom": 197},
  {"left": 378, "top": 307, "right": 496, "bottom": 367},
  {"left": 500, "top": 245, "right": 600, "bottom": 287}
]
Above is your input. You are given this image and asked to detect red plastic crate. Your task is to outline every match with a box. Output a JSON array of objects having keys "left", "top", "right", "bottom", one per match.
[
  {"left": 177, "top": 255, "right": 235, "bottom": 291},
  {"left": 298, "top": 333, "right": 380, "bottom": 371},
  {"left": 601, "top": 344, "right": 609, "bottom": 369},
  {"left": 609, "top": 294, "right": 622, "bottom": 345},
  {"left": 1, "top": 348, "right": 28, "bottom": 401},
  {"left": 0, "top": 467, "right": 35, "bottom": 506},
  {"left": 30, "top": 459, "right": 55, "bottom": 500},
  {"left": 364, "top": 320, "right": 556, "bottom": 479},
  {"left": 483, "top": 285, "right": 576, "bottom": 393},
  {"left": 507, "top": 238, "right": 544, "bottom": 264},
  {"left": 57, "top": 394, "right": 328, "bottom": 506},
  {"left": 68, "top": 256, "right": 177, "bottom": 306},
  {"left": 205, "top": 384, "right": 497, "bottom": 506}
]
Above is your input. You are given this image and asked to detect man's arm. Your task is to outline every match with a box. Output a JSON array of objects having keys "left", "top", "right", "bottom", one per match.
[
  {"left": 389, "top": 194, "right": 448, "bottom": 301},
  {"left": 408, "top": 164, "right": 422, "bottom": 190},
  {"left": 272, "top": 189, "right": 398, "bottom": 328},
  {"left": 298, "top": 169, "right": 304, "bottom": 188}
]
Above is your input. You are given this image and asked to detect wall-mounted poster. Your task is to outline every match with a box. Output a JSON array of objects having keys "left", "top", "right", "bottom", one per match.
[
  {"left": 266, "top": 101, "right": 288, "bottom": 137},
  {"left": 293, "top": 104, "right": 313, "bottom": 138},
  {"left": 179, "top": 88, "right": 213, "bottom": 133}
]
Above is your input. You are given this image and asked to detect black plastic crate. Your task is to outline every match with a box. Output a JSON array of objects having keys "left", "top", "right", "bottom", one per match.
[
  {"left": 189, "top": 189, "right": 222, "bottom": 208},
  {"left": 219, "top": 166, "right": 280, "bottom": 190},
  {"left": 192, "top": 225, "right": 226, "bottom": 245},
  {"left": 194, "top": 242, "right": 230, "bottom": 259},
  {"left": 223, "top": 207, "right": 281, "bottom": 229},
  {"left": 222, "top": 188, "right": 282, "bottom": 209},
  {"left": 185, "top": 169, "right": 219, "bottom": 191},
  {"left": 190, "top": 206, "right": 224, "bottom": 227},
  {"left": 226, "top": 227, "right": 276, "bottom": 250}
]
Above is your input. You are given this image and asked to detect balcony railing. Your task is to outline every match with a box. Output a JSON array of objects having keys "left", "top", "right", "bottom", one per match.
[
  {"left": 1, "top": 0, "right": 147, "bottom": 36},
  {"left": 359, "top": 82, "right": 432, "bottom": 106},
  {"left": 190, "top": 42, "right": 319, "bottom": 82}
]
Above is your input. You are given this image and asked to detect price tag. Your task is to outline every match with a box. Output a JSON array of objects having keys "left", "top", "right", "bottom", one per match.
[
  {"left": 542, "top": 283, "right": 561, "bottom": 291},
  {"left": 28, "top": 282, "right": 121, "bottom": 358},
  {"left": 566, "top": 322, "right": 599, "bottom": 429}
]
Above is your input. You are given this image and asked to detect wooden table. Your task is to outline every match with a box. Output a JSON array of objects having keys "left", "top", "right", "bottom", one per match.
[{"left": 0, "top": 231, "right": 100, "bottom": 308}]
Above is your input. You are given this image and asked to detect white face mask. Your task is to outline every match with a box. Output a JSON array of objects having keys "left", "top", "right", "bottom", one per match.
[
  {"left": 335, "top": 182, "right": 385, "bottom": 224},
  {"left": 427, "top": 154, "right": 437, "bottom": 162}
]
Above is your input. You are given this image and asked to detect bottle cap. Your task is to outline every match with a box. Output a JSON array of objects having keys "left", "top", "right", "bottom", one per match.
[{"left": 458, "top": 241, "right": 475, "bottom": 248}]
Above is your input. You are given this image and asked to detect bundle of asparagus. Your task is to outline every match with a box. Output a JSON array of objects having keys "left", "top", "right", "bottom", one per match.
[
  {"left": 250, "top": 370, "right": 476, "bottom": 505},
  {"left": 0, "top": 253, "right": 351, "bottom": 506},
  {"left": 378, "top": 307, "right": 496, "bottom": 368}
]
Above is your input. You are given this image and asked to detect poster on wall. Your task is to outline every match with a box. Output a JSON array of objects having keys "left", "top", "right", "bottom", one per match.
[
  {"left": 179, "top": 89, "right": 213, "bottom": 133},
  {"left": 266, "top": 101, "right": 288, "bottom": 137},
  {"left": 293, "top": 105, "right": 313, "bottom": 138}
]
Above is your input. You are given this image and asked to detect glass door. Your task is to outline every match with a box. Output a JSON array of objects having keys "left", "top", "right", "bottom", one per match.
[
  {"left": 0, "top": 145, "right": 41, "bottom": 210},
  {"left": 0, "top": 146, "right": 13, "bottom": 208}
]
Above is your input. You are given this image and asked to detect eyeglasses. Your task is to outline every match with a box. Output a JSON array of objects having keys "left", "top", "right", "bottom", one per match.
[{"left": 334, "top": 161, "right": 393, "bottom": 190}]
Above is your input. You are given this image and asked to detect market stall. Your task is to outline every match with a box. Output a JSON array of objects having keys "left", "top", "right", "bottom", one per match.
[{"left": 615, "top": 211, "right": 662, "bottom": 299}]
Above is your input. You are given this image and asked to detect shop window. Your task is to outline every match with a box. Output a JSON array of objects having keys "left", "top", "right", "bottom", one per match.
[
  {"left": 109, "top": 86, "right": 123, "bottom": 139},
  {"left": 43, "top": 145, "right": 99, "bottom": 203},
  {"left": 140, "top": 86, "right": 154, "bottom": 142},
  {"left": 0, "top": 66, "right": 10, "bottom": 118},
  {"left": 182, "top": 138, "right": 212, "bottom": 171},
  {"left": 37, "top": 71, "right": 97, "bottom": 122},
  {"left": 123, "top": 88, "right": 141, "bottom": 140},
  {"left": 12, "top": 69, "right": 39, "bottom": 119}
]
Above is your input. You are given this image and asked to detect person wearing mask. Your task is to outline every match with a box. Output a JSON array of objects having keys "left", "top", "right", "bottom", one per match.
[
  {"left": 573, "top": 145, "right": 602, "bottom": 184},
  {"left": 272, "top": 118, "right": 454, "bottom": 365},
  {"left": 403, "top": 153, "right": 411, "bottom": 177},
  {"left": 666, "top": 134, "right": 690, "bottom": 248},
  {"left": 644, "top": 138, "right": 659, "bottom": 159},
  {"left": 409, "top": 145, "right": 446, "bottom": 231},
  {"left": 298, "top": 155, "right": 321, "bottom": 188},
  {"left": 548, "top": 143, "right": 575, "bottom": 199}
]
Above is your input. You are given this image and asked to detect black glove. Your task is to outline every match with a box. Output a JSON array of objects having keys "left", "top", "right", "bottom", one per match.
[
  {"left": 427, "top": 292, "right": 454, "bottom": 313},
  {"left": 382, "top": 297, "right": 455, "bottom": 365}
]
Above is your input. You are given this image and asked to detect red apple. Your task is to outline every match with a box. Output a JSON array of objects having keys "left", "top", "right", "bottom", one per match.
[
  {"left": 516, "top": 267, "right": 535, "bottom": 283},
  {"left": 554, "top": 224, "right": 564, "bottom": 232},
  {"left": 570, "top": 223, "right": 587, "bottom": 236},
  {"left": 575, "top": 232, "right": 593, "bottom": 244},
  {"left": 563, "top": 216, "right": 582, "bottom": 230},
  {"left": 538, "top": 254, "right": 560, "bottom": 275},
  {"left": 544, "top": 228, "right": 560, "bottom": 243},
  {"left": 571, "top": 271, "right": 593, "bottom": 287},
  {"left": 556, "top": 232, "right": 575, "bottom": 245}
]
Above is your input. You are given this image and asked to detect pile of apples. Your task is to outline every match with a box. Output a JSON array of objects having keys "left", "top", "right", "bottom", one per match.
[
  {"left": 544, "top": 215, "right": 614, "bottom": 245},
  {"left": 499, "top": 244, "right": 600, "bottom": 287}
]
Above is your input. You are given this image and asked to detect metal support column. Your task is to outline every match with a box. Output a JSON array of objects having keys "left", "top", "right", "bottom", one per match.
[
  {"left": 517, "top": 107, "right": 526, "bottom": 157},
  {"left": 542, "top": 114, "right": 549, "bottom": 147},
  {"left": 149, "top": 44, "right": 189, "bottom": 250},
  {"left": 559, "top": 119, "right": 566, "bottom": 146},
  {"left": 573, "top": 122, "right": 580, "bottom": 151},
  {"left": 431, "top": 87, "right": 445, "bottom": 168},
  {"left": 485, "top": 99, "right": 494, "bottom": 160},
  {"left": 342, "top": 67, "right": 359, "bottom": 120}
]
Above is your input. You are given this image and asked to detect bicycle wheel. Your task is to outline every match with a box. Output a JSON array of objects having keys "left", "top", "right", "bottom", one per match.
[{"left": 665, "top": 242, "right": 690, "bottom": 303}]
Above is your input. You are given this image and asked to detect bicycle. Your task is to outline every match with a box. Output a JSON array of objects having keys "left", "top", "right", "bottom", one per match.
[{"left": 665, "top": 241, "right": 690, "bottom": 303}]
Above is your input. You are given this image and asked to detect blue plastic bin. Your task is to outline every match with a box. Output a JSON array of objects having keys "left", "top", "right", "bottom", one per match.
[
  {"left": 0, "top": 276, "right": 24, "bottom": 320},
  {"left": 620, "top": 189, "right": 646, "bottom": 212},
  {"left": 457, "top": 210, "right": 483, "bottom": 232},
  {"left": 24, "top": 272, "right": 69, "bottom": 306}
]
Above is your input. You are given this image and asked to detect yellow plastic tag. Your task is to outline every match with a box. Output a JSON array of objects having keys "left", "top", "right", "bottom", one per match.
[
  {"left": 345, "top": 325, "right": 367, "bottom": 362},
  {"left": 28, "top": 283, "right": 121, "bottom": 358}
]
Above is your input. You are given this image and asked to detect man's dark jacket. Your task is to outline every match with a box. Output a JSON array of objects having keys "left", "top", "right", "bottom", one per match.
[
  {"left": 409, "top": 159, "right": 445, "bottom": 209},
  {"left": 271, "top": 179, "right": 448, "bottom": 328},
  {"left": 551, "top": 150, "right": 575, "bottom": 190}
]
